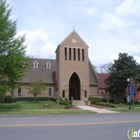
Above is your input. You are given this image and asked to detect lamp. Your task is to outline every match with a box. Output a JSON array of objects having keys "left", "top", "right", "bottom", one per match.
[
  {"left": 82, "top": 86, "right": 84, "bottom": 91},
  {"left": 66, "top": 86, "right": 68, "bottom": 91},
  {"left": 127, "top": 78, "right": 130, "bottom": 82}
]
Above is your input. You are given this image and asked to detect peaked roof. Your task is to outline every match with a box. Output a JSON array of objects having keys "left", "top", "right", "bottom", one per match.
[
  {"left": 97, "top": 73, "right": 110, "bottom": 88},
  {"left": 20, "top": 58, "right": 56, "bottom": 84},
  {"left": 55, "top": 29, "right": 89, "bottom": 52}
]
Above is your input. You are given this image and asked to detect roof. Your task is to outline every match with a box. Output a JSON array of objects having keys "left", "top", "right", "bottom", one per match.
[
  {"left": 20, "top": 58, "right": 98, "bottom": 86},
  {"left": 20, "top": 58, "right": 56, "bottom": 84},
  {"left": 55, "top": 29, "right": 89, "bottom": 53},
  {"left": 97, "top": 73, "right": 110, "bottom": 88},
  {"left": 89, "top": 60, "right": 98, "bottom": 86}
]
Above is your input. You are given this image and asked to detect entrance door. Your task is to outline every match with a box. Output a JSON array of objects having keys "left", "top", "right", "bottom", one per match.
[
  {"left": 69, "top": 72, "right": 80, "bottom": 100},
  {"left": 69, "top": 89, "right": 75, "bottom": 100}
]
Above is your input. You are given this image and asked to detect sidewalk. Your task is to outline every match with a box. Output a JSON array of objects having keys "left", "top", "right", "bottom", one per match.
[{"left": 77, "top": 106, "right": 119, "bottom": 113}]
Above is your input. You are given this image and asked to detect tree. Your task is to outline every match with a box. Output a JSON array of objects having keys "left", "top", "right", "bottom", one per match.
[
  {"left": 99, "top": 62, "right": 113, "bottom": 73},
  {"left": 0, "top": 0, "right": 30, "bottom": 97},
  {"left": 105, "top": 53, "right": 140, "bottom": 101},
  {"left": 26, "top": 79, "right": 47, "bottom": 101}
]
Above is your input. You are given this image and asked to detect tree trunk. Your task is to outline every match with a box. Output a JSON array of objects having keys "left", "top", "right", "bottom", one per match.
[{"left": 35, "top": 96, "right": 37, "bottom": 102}]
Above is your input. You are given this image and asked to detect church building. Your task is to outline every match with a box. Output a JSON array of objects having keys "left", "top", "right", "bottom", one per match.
[{"left": 14, "top": 30, "right": 101, "bottom": 100}]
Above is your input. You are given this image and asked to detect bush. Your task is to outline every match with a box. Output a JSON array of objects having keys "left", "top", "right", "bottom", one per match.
[
  {"left": 97, "top": 102, "right": 116, "bottom": 108},
  {"left": 65, "top": 104, "right": 72, "bottom": 109},
  {"left": 59, "top": 98, "right": 71, "bottom": 105},
  {"left": 12, "top": 97, "right": 56, "bottom": 102},
  {"left": 88, "top": 96, "right": 100, "bottom": 104},
  {"left": 5, "top": 95, "right": 12, "bottom": 103}
]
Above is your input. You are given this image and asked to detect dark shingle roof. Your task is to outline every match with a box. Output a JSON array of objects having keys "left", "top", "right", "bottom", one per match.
[
  {"left": 89, "top": 60, "right": 98, "bottom": 86},
  {"left": 20, "top": 58, "right": 98, "bottom": 86},
  {"left": 97, "top": 73, "right": 110, "bottom": 88},
  {"left": 20, "top": 58, "right": 56, "bottom": 84}
]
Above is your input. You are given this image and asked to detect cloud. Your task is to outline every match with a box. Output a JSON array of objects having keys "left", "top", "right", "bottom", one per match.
[
  {"left": 17, "top": 30, "right": 56, "bottom": 59},
  {"left": 100, "top": 0, "right": 140, "bottom": 32},
  {"left": 115, "top": 0, "right": 140, "bottom": 19},
  {"left": 100, "top": 13, "right": 125, "bottom": 32},
  {"left": 84, "top": 6, "right": 97, "bottom": 17}
]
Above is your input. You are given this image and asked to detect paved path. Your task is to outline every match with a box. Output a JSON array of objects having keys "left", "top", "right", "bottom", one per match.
[{"left": 77, "top": 106, "right": 119, "bottom": 113}]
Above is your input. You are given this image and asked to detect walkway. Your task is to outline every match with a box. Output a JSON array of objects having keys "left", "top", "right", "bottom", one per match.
[{"left": 77, "top": 106, "right": 119, "bottom": 113}]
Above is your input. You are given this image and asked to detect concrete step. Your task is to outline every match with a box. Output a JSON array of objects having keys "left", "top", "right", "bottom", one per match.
[{"left": 72, "top": 100, "right": 87, "bottom": 106}]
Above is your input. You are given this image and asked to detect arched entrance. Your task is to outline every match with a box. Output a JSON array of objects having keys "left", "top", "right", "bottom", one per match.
[{"left": 69, "top": 72, "right": 80, "bottom": 100}]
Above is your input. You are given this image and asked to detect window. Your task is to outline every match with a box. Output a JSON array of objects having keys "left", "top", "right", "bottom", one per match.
[
  {"left": 73, "top": 48, "right": 76, "bottom": 61},
  {"left": 46, "top": 61, "right": 51, "bottom": 69},
  {"left": 69, "top": 48, "right": 71, "bottom": 60},
  {"left": 64, "top": 47, "right": 67, "bottom": 60},
  {"left": 84, "top": 90, "right": 87, "bottom": 98},
  {"left": 78, "top": 49, "right": 80, "bottom": 61},
  {"left": 82, "top": 49, "right": 84, "bottom": 61},
  {"left": 48, "top": 88, "right": 52, "bottom": 96},
  {"left": 62, "top": 90, "right": 65, "bottom": 98},
  {"left": 18, "top": 87, "right": 21, "bottom": 97},
  {"left": 33, "top": 61, "right": 39, "bottom": 68}
]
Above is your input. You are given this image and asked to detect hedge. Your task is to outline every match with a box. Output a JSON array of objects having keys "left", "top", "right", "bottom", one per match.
[{"left": 12, "top": 97, "right": 56, "bottom": 102}]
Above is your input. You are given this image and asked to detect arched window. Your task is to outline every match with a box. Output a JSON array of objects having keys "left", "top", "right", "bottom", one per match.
[
  {"left": 33, "top": 61, "right": 39, "bottom": 68},
  {"left": 18, "top": 87, "right": 21, "bottom": 97},
  {"left": 46, "top": 61, "right": 51, "bottom": 69},
  {"left": 48, "top": 88, "right": 52, "bottom": 96}
]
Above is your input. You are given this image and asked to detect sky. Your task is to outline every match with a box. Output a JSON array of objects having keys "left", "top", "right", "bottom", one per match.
[{"left": 8, "top": 0, "right": 140, "bottom": 69}]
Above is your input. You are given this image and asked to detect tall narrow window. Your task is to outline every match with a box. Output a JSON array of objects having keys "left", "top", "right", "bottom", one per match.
[
  {"left": 62, "top": 90, "right": 65, "bottom": 98},
  {"left": 78, "top": 49, "right": 80, "bottom": 61},
  {"left": 84, "top": 90, "right": 87, "bottom": 98},
  {"left": 49, "top": 88, "right": 52, "bottom": 96},
  {"left": 82, "top": 49, "right": 84, "bottom": 61},
  {"left": 73, "top": 48, "right": 76, "bottom": 61},
  {"left": 64, "top": 47, "right": 67, "bottom": 60},
  {"left": 18, "top": 87, "right": 21, "bottom": 97},
  {"left": 69, "top": 48, "right": 71, "bottom": 60}
]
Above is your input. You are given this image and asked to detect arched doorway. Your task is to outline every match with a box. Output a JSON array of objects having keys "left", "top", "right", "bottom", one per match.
[{"left": 69, "top": 72, "right": 80, "bottom": 100}]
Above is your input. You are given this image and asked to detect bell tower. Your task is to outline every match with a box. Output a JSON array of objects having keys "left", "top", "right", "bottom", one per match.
[{"left": 55, "top": 30, "right": 89, "bottom": 100}]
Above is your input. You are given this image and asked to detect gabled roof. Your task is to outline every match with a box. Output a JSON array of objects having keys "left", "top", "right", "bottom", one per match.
[
  {"left": 89, "top": 60, "right": 98, "bottom": 86},
  {"left": 55, "top": 29, "right": 89, "bottom": 53},
  {"left": 20, "top": 58, "right": 56, "bottom": 84},
  {"left": 97, "top": 73, "right": 110, "bottom": 89}
]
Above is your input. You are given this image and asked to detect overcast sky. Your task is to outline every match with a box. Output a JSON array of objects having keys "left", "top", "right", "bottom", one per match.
[{"left": 8, "top": 0, "right": 140, "bottom": 68}]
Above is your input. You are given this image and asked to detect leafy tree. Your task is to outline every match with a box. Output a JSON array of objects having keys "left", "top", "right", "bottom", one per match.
[
  {"left": 105, "top": 53, "right": 140, "bottom": 99},
  {"left": 99, "top": 62, "right": 113, "bottom": 73},
  {"left": 26, "top": 79, "right": 47, "bottom": 101},
  {"left": 0, "top": 0, "right": 30, "bottom": 97}
]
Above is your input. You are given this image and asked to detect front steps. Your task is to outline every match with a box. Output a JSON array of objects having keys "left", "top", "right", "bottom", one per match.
[{"left": 72, "top": 100, "right": 87, "bottom": 106}]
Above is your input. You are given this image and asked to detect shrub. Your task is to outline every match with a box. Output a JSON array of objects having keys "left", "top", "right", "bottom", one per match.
[
  {"left": 65, "top": 104, "right": 72, "bottom": 109},
  {"left": 5, "top": 95, "right": 12, "bottom": 103},
  {"left": 97, "top": 102, "right": 116, "bottom": 108},
  {"left": 88, "top": 96, "right": 100, "bottom": 104},
  {"left": 12, "top": 97, "right": 56, "bottom": 102}
]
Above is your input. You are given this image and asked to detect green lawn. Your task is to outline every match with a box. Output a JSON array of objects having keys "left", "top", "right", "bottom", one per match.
[
  {"left": 0, "top": 101, "right": 65, "bottom": 109},
  {"left": 105, "top": 102, "right": 140, "bottom": 112},
  {"left": 0, "top": 101, "right": 94, "bottom": 115}
]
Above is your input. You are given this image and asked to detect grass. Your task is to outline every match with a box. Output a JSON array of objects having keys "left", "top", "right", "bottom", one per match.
[
  {"left": 99, "top": 102, "right": 140, "bottom": 112},
  {"left": 0, "top": 101, "right": 95, "bottom": 115}
]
